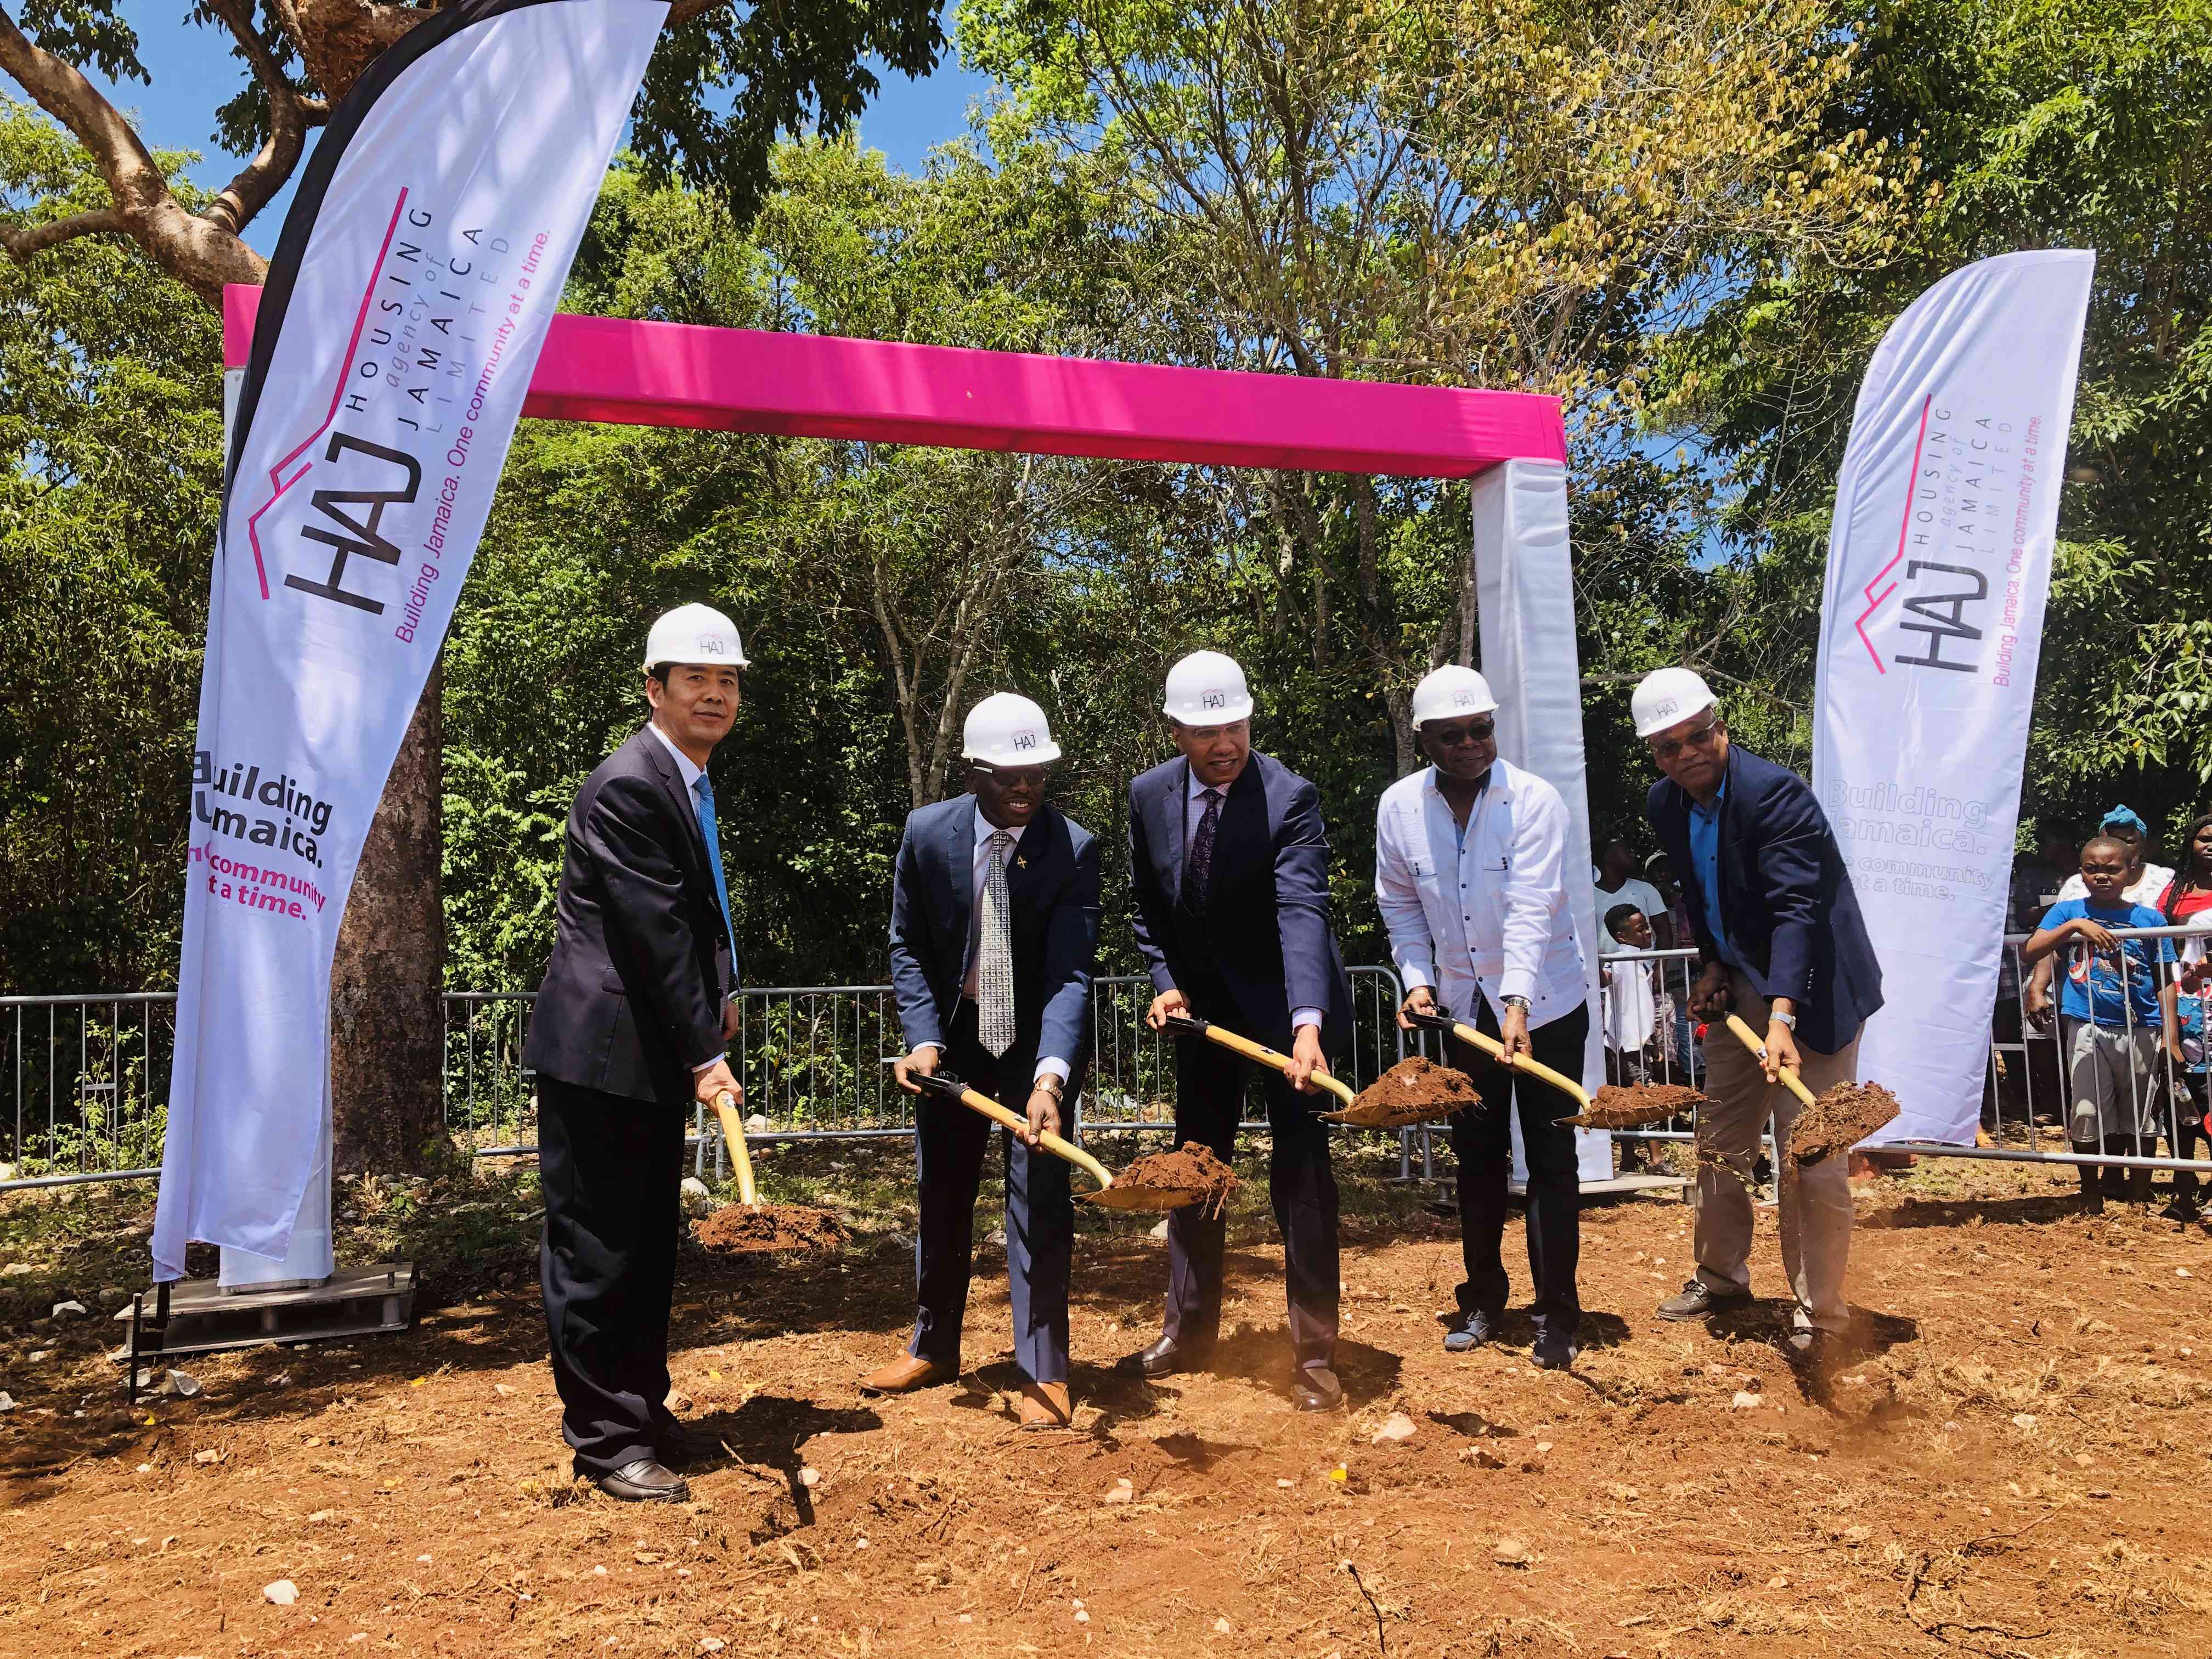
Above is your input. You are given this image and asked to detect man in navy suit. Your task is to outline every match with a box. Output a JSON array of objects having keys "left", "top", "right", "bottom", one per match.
[
  {"left": 1118, "top": 651, "right": 1355, "bottom": 1412},
  {"left": 1634, "top": 668, "right": 1883, "bottom": 1358},
  {"left": 869, "top": 694, "right": 1101, "bottom": 1428},
  {"left": 523, "top": 603, "right": 751, "bottom": 1503}
]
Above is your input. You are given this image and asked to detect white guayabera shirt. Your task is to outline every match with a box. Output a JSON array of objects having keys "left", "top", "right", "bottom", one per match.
[{"left": 1373, "top": 759, "right": 1588, "bottom": 1030}]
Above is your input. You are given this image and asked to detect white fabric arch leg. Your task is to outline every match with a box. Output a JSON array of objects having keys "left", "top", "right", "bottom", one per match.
[{"left": 1472, "top": 459, "right": 1613, "bottom": 1183}]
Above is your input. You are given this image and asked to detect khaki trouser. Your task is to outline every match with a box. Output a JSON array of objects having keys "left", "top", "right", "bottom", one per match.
[{"left": 1692, "top": 970, "right": 1857, "bottom": 1334}]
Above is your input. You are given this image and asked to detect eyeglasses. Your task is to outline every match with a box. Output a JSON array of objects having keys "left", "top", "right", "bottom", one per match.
[
  {"left": 1646, "top": 714, "right": 1723, "bottom": 763},
  {"left": 1427, "top": 718, "right": 1496, "bottom": 747},
  {"left": 974, "top": 765, "right": 1053, "bottom": 790}
]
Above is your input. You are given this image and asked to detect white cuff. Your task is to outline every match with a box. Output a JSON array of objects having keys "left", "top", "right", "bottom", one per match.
[
  {"left": 1291, "top": 1007, "right": 1322, "bottom": 1033},
  {"left": 1034, "top": 1057, "right": 1071, "bottom": 1085},
  {"left": 1498, "top": 968, "right": 1538, "bottom": 1003},
  {"left": 1395, "top": 961, "right": 1435, "bottom": 992},
  {"left": 691, "top": 1052, "right": 725, "bottom": 1074}
]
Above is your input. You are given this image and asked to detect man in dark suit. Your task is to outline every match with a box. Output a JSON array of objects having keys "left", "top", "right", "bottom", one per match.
[
  {"left": 870, "top": 694, "right": 1101, "bottom": 1427},
  {"left": 1633, "top": 668, "right": 1883, "bottom": 1358},
  {"left": 522, "top": 603, "right": 750, "bottom": 1502},
  {"left": 1119, "top": 651, "right": 1355, "bottom": 1412}
]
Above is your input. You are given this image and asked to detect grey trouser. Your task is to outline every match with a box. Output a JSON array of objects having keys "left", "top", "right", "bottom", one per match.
[
  {"left": 1692, "top": 970, "right": 1857, "bottom": 1334},
  {"left": 2059, "top": 1017, "right": 2163, "bottom": 1142}
]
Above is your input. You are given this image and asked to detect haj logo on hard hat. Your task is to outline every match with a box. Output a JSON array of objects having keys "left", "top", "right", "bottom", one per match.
[
  {"left": 1453, "top": 690, "right": 1479, "bottom": 709},
  {"left": 1013, "top": 730, "right": 1039, "bottom": 752},
  {"left": 698, "top": 635, "right": 727, "bottom": 656},
  {"left": 1654, "top": 698, "right": 1679, "bottom": 718},
  {"left": 1201, "top": 690, "right": 1227, "bottom": 710}
]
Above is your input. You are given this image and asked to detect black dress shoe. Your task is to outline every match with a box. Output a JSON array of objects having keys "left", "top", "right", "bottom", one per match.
[
  {"left": 1118, "top": 1334, "right": 1198, "bottom": 1379},
  {"left": 592, "top": 1458, "right": 690, "bottom": 1503},
  {"left": 1291, "top": 1366, "right": 1344, "bottom": 1413},
  {"left": 1531, "top": 1329, "right": 1578, "bottom": 1371}
]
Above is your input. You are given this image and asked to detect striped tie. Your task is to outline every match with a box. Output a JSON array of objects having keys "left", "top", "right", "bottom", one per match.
[{"left": 977, "top": 831, "right": 1017, "bottom": 1058}]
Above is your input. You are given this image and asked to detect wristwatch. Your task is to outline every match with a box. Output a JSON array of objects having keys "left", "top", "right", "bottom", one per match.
[
  {"left": 1501, "top": 994, "right": 1531, "bottom": 1012},
  {"left": 1033, "top": 1074, "right": 1065, "bottom": 1099},
  {"left": 1769, "top": 1010, "right": 1797, "bottom": 1030}
]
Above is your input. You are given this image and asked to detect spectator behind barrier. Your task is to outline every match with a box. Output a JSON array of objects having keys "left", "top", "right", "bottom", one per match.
[
  {"left": 2023, "top": 834, "right": 2180, "bottom": 1213},
  {"left": 2156, "top": 812, "right": 2212, "bottom": 1216},
  {"left": 1600, "top": 904, "right": 1661, "bottom": 1174}
]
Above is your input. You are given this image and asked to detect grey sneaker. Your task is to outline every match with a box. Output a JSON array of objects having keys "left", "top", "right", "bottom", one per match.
[
  {"left": 1655, "top": 1278, "right": 1750, "bottom": 1321},
  {"left": 1443, "top": 1308, "right": 1497, "bottom": 1353}
]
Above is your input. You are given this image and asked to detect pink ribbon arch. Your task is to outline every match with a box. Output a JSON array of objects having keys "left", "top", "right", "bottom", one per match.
[{"left": 223, "top": 285, "right": 1564, "bottom": 477}]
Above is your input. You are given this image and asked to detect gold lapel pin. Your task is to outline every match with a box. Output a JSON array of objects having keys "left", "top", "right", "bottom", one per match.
[{"left": 1017, "top": 856, "right": 1029, "bottom": 869}]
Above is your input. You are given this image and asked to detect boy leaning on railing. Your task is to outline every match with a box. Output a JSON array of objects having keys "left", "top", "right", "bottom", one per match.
[{"left": 2022, "top": 834, "right": 2180, "bottom": 1214}]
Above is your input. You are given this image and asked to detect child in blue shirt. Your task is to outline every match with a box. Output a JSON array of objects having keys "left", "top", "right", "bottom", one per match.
[{"left": 2024, "top": 835, "right": 2179, "bottom": 1210}]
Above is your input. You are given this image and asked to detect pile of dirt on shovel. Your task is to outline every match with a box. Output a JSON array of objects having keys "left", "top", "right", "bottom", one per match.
[
  {"left": 1347, "top": 1054, "right": 1485, "bottom": 1126},
  {"left": 1110, "top": 1142, "right": 1240, "bottom": 1215},
  {"left": 693, "top": 1203, "right": 850, "bottom": 1254},
  {"left": 1786, "top": 1081, "right": 1902, "bottom": 1165},
  {"left": 1568, "top": 1082, "right": 1706, "bottom": 1129}
]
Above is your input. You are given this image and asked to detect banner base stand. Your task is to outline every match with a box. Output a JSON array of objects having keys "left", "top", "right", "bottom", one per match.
[{"left": 115, "top": 1261, "right": 417, "bottom": 1367}]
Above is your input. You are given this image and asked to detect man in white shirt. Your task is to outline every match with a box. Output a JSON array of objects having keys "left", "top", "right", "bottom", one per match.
[
  {"left": 873, "top": 695, "right": 1102, "bottom": 1428},
  {"left": 1374, "top": 665, "right": 1592, "bottom": 1370}
]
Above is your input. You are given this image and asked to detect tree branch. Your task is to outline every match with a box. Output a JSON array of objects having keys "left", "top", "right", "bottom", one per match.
[
  {"left": 0, "top": 4, "right": 267, "bottom": 304},
  {"left": 199, "top": 0, "right": 328, "bottom": 238},
  {"left": 0, "top": 204, "right": 125, "bottom": 256}
]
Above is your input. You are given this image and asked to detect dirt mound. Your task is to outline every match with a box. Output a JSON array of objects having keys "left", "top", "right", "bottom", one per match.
[
  {"left": 692, "top": 1202, "right": 849, "bottom": 1254},
  {"left": 1099, "top": 1141, "right": 1240, "bottom": 1215},
  {"left": 1571, "top": 1082, "right": 1706, "bottom": 1128},
  {"left": 1340, "top": 1055, "right": 1484, "bottom": 1126},
  {"left": 1789, "top": 1081, "right": 1903, "bottom": 1165}
]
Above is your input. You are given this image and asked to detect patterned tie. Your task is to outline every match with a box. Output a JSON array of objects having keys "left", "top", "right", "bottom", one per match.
[
  {"left": 1183, "top": 787, "right": 1223, "bottom": 912},
  {"left": 977, "top": 830, "right": 1017, "bottom": 1058},
  {"left": 691, "top": 774, "right": 736, "bottom": 961}
]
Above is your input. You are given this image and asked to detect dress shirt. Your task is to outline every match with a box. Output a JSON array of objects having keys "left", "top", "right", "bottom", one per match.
[
  {"left": 922, "top": 802, "right": 1069, "bottom": 1086},
  {"left": 1685, "top": 782, "right": 1740, "bottom": 970},
  {"left": 646, "top": 721, "right": 734, "bottom": 1073},
  {"left": 1186, "top": 766, "right": 1322, "bottom": 1034},
  {"left": 1374, "top": 760, "right": 1587, "bottom": 1026}
]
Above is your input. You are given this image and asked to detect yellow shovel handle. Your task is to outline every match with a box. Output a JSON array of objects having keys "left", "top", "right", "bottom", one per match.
[
  {"left": 955, "top": 1088, "right": 1118, "bottom": 1193},
  {"left": 1184, "top": 1020, "right": 1359, "bottom": 1109},
  {"left": 1449, "top": 1022, "right": 1592, "bottom": 1112},
  {"left": 711, "top": 1091, "right": 759, "bottom": 1207},
  {"left": 1722, "top": 1014, "right": 1819, "bottom": 1108}
]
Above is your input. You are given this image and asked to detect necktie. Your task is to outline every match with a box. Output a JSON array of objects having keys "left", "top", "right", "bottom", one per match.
[
  {"left": 691, "top": 774, "right": 736, "bottom": 960},
  {"left": 1183, "top": 787, "right": 1223, "bottom": 912},
  {"left": 977, "top": 830, "right": 1017, "bottom": 1058}
]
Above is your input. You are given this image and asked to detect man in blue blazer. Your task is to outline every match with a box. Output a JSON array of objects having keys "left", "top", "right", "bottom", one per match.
[
  {"left": 1634, "top": 668, "right": 1883, "bottom": 1358},
  {"left": 1119, "top": 651, "right": 1355, "bottom": 1412},
  {"left": 870, "top": 694, "right": 1101, "bottom": 1428}
]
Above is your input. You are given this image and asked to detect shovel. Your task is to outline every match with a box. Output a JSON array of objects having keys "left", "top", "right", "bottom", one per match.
[
  {"left": 907, "top": 1069, "right": 1184, "bottom": 1210},
  {"left": 1719, "top": 1014, "right": 1819, "bottom": 1109},
  {"left": 708, "top": 1090, "right": 761, "bottom": 1205},
  {"left": 1400, "top": 1006, "right": 1593, "bottom": 1119},
  {"left": 1162, "top": 1012, "right": 1362, "bottom": 1114}
]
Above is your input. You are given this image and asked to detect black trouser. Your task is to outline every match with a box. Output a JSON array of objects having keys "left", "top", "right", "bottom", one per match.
[
  {"left": 538, "top": 1076, "right": 688, "bottom": 1476},
  {"left": 2172, "top": 1073, "right": 2209, "bottom": 1195},
  {"left": 1163, "top": 992, "right": 1340, "bottom": 1373},
  {"left": 1445, "top": 998, "right": 1587, "bottom": 1340},
  {"left": 907, "top": 1001, "right": 1074, "bottom": 1383}
]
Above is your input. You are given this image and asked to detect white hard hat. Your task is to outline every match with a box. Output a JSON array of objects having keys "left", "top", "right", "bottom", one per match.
[
  {"left": 1410, "top": 665, "right": 1498, "bottom": 727},
  {"left": 643, "top": 603, "right": 749, "bottom": 672},
  {"left": 1630, "top": 667, "right": 1718, "bottom": 740},
  {"left": 1163, "top": 650, "right": 1254, "bottom": 724},
  {"left": 962, "top": 692, "right": 1063, "bottom": 766}
]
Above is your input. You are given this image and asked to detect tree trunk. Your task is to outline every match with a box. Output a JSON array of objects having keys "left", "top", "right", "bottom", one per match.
[{"left": 329, "top": 664, "right": 445, "bottom": 1175}]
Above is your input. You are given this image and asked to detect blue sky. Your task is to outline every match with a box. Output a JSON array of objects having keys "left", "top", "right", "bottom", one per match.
[{"left": 79, "top": 1, "right": 993, "bottom": 255}]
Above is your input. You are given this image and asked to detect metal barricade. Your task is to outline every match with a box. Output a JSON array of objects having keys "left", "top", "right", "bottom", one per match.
[
  {"left": 0, "top": 992, "right": 176, "bottom": 1190},
  {"left": 1948, "top": 924, "right": 2212, "bottom": 1175}
]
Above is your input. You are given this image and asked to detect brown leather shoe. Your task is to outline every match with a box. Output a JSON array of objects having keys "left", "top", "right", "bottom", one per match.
[
  {"left": 1017, "top": 1380, "right": 1071, "bottom": 1429},
  {"left": 859, "top": 1353, "right": 952, "bottom": 1394}
]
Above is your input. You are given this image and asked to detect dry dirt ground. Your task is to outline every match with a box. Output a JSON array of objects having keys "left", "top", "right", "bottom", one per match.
[{"left": 6, "top": 1142, "right": 2212, "bottom": 1657}]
